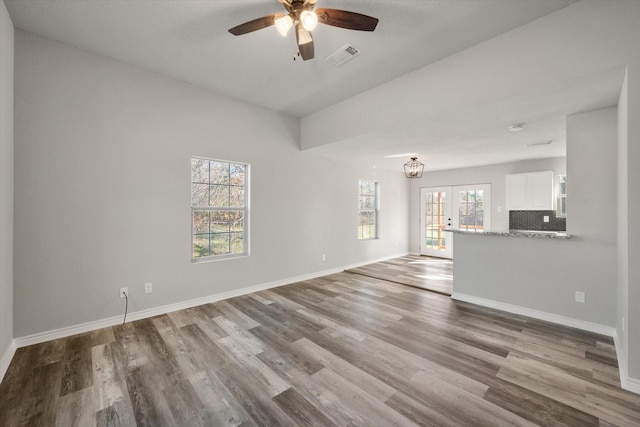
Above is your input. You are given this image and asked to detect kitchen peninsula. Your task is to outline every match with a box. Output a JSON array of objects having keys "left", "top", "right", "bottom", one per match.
[
  {"left": 449, "top": 228, "right": 614, "bottom": 336},
  {"left": 448, "top": 228, "right": 570, "bottom": 239}
]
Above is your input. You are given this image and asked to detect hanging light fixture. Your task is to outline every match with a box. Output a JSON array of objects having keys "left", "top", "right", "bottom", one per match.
[
  {"left": 300, "top": 10, "right": 318, "bottom": 31},
  {"left": 404, "top": 157, "right": 424, "bottom": 179},
  {"left": 275, "top": 14, "right": 293, "bottom": 37}
]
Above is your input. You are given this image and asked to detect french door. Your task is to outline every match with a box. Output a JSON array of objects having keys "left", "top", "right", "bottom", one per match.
[
  {"left": 420, "top": 187, "right": 453, "bottom": 258},
  {"left": 420, "top": 184, "right": 491, "bottom": 259}
]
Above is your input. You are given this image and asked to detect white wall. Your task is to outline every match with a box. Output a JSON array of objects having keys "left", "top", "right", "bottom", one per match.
[
  {"left": 618, "top": 58, "right": 640, "bottom": 387},
  {"left": 617, "top": 70, "right": 629, "bottom": 378},
  {"left": 0, "top": 0, "right": 14, "bottom": 378},
  {"left": 12, "top": 31, "right": 409, "bottom": 338},
  {"left": 453, "top": 107, "right": 617, "bottom": 329},
  {"left": 408, "top": 157, "right": 566, "bottom": 254},
  {"left": 628, "top": 58, "right": 640, "bottom": 384}
]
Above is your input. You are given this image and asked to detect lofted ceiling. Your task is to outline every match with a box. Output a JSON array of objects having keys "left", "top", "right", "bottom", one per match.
[{"left": 7, "top": 0, "right": 622, "bottom": 172}]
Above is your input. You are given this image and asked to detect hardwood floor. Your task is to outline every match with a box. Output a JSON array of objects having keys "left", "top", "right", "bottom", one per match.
[
  {"left": 1, "top": 268, "right": 638, "bottom": 426},
  {"left": 346, "top": 254, "right": 453, "bottom": 295}
]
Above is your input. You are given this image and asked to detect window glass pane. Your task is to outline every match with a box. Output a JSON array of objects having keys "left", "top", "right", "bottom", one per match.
[
  {"left": 191, "top": 183, "right": 209, "bottom": 207},
  {"left": 210, "top": 161, "right": 230, "bottom": 185},
  {"left": 230, "top": 232, "right": 244, "bottom": 254},
  {"left": 211, "top": 233, "right": 230, "bottom": 255},
  {"left": 210, "top": 184, "right": 230, "bottom": 207},
  {"left": 193, "top": 234, "right": 211, "bottom": 258},
  {"left": 211, "top": 211, "right": 230, "bottom": 233},
  {"left": 230, "top": 164, "right": 245, "bottom": 186},
  {"left": 230, "top": 211, "right": 244, "bottom": 232},
  {"left": 229, "top": 186, "right": 245, "bottom": 208},
  {"left": 362, "top": 195, "right": 372, "bottom": 209},
  {"left": 193, "top": 210, "right": 210, "bottom": 234},
  {"left": 191, "top": 158, "right": 209, "bottom": 183}
]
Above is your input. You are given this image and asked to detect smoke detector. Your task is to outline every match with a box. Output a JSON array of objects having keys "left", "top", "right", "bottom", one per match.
[{"left": 326, "top": 44, "right": 361, "bottom": 67}]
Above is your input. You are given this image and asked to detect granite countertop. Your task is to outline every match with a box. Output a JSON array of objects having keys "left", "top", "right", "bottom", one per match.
[{"left": 446, "top": 229, "right": 571, "bottom": 239}]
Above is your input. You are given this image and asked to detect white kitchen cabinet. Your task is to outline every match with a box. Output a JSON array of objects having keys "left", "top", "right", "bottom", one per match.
[{"left": 506, "top": 171, "right": 554, "bottom": 210}]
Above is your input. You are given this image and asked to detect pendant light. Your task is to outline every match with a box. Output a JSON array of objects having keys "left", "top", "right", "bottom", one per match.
[{"left": 404, "top": 157, "right": 424, "bottom": 179}]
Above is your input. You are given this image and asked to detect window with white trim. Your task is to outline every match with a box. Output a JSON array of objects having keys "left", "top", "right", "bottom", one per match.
[
  {"left": 358, "top": 180, "right": 378, "bottom": 240},
  {"left": 191, "top": 157, "right": 248, "bottom": 260}
]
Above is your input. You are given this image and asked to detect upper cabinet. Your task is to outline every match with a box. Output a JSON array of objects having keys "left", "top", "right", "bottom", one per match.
[{"left": 506, "top": 171, "right": 554, "bottom": 211}]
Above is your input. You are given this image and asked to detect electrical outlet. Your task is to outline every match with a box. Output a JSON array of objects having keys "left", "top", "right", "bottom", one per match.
[
  {"left": 144, "top": 282, "right": 152, "bottom": 294},
  {"left": 575, "top": 291, "right": 585, "bottom": 303},
  {"left": 543, "top": 215, "right": 550, "bottom": 223},
  {"left": 120, "top": 287, "right": 128, "bottom": 298},
  {"left": 322, "top": 254, "right": 326, "bottom": 262}
]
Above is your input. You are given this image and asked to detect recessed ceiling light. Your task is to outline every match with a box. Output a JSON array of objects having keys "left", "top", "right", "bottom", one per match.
[
  {"left": 524, "top": 140, "right": 554, "bottom": 147},
  {"left": 509, "top": 124, "right": 525, "bottom": 132},
  {"left": 385, "top": 152, "right": 417, "bottom": 158}
]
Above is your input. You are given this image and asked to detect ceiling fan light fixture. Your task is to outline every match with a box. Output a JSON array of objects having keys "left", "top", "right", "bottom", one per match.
[
  {"left": 300, "top": 10, "right": 318, "bottom": 31},
  {"left": 296, "top": 24, "right": 313, "bottom": 45},
  {"left": 275, "top": 14, "right": 293, "bottom": 37},
  {"left": 404, "top": 157, "right": 424, "bottom": 179}
]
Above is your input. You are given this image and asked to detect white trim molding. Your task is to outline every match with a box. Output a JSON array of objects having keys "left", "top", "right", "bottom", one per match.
[
  {"left": 0, "top": 340, "right": 17, "bottom": 384},
  {"left": 613, "top": 334, "right": 640, "bottom": 395},
  {"left": 15, "top": 253, "right": 409, "bottom": 348},
  {"left": 451, "top": 292, "right": 616, "bottom": 337}
]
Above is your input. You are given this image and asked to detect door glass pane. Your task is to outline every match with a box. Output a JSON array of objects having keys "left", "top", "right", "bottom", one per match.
[
  {"left": 458, "top": 190, "right": 485, "bottom": 231},
  {"left": 424, "top": 191, "right": 447, "bottom": 251}
]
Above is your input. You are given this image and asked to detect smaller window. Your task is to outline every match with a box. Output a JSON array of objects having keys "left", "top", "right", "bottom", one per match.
[
  {"left": 557, "top": 175, "right": 567, "bottom": 218},
  {"left": 358, "top": 180, "right": 378, "bottom": 240}
]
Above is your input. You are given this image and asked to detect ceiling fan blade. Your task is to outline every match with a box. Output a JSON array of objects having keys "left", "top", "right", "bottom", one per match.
[
  {"left": 229, "top": 14, "right": 283, "bottom": 36},
  {"left": 295, "top": 26, "right": 315, "bottom": 60},
  {"left": 315, "top": 8, "right": 379, "bottom": 31}
]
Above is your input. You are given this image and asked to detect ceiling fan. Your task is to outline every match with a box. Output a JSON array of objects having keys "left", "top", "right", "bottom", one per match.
[{"left": 228, "top": 0, "right": 379, "bottom": 61}]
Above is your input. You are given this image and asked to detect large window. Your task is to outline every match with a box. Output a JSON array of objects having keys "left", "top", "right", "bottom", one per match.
[
  {"left": 191, "top": 157, "right": 248, "bottom": 260},
  {"left": 358, "top": 180, "right": 378, "bottom": 240}
]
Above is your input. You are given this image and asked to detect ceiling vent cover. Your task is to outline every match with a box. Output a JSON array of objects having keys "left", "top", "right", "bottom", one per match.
[{"left": 326, "top": 44, "right": 361, "bottom": 67}]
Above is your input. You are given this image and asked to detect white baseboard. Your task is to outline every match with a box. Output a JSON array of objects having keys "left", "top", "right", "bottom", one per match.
[
  {"left": 622, "top": 376, "right": 640, "bottom": 394},
  {"left": 613, "top": 334, "right": 640, "bottom": 395},
  {"left": 451, "top": 292, "right": 616, "bottom": 337},
  {"left": 15, "top": 253, "right": 409, "bottom": 348},
  {"left": 0, "top": 339, "right": 17, "bottom": 384}
]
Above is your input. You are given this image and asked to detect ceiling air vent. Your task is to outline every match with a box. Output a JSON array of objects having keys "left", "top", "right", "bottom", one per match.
[{"left": 326, "top": 44, "right": 361, "bottom": 67}]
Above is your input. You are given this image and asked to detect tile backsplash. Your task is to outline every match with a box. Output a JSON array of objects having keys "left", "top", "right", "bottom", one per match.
[{"left": 509, "top": 210, "right": 566, "bottom": 231}]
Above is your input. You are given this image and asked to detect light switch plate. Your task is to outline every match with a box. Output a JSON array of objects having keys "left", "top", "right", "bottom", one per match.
[{"left": 543, "top": 215, "right": 550, "bottom": 222}]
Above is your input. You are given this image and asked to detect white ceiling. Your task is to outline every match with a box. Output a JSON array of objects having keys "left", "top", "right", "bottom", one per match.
[{"left": 7, "top": 0, "right": 624, "bottom": 172}]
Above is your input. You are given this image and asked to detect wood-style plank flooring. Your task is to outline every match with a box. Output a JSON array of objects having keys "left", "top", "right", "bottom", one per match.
[
  {"left": 346, "top": 254, "right": 453, "bottom": 295},
  {"left": 1, "top": 267, "right": 638, "bottom": 426}
]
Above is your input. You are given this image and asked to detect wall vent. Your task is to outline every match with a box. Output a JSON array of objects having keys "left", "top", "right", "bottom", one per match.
[{"left": 325, "top": 44, "right": 361, "bottom": 67}]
